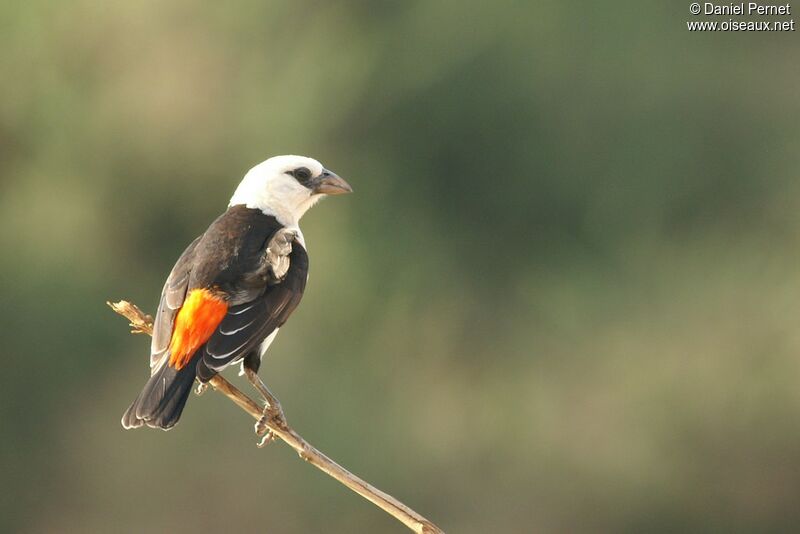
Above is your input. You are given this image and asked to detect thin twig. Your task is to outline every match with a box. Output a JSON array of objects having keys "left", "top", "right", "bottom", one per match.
[{"left": 108, "top": 300, "right": 444, "bottom": 534}]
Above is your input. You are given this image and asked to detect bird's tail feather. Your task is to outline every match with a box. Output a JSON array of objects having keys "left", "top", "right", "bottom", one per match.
[{"left": 121, "top": 356, "right": 198, "bottom": 430}]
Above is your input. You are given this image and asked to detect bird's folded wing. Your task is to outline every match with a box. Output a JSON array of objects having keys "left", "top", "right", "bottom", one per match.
[
  {"left": 200, "top": 287, "right": 298, "bottom": 370},
  {"left": 150, "top": 236, "right": 201, "bottom": 372},
  {"left": 201, "top": 234, "right": 308, "bottom": 371}
]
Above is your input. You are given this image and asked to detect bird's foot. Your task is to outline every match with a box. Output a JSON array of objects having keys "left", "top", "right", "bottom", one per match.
[
  {"left": 194, "top": 382, "right": 208, "bottom": 396},
  {"left": 243, "top": 367, "right": 288, "bottom": 446},
  {"left": 256, "top": 427, "right": 277, "bottom": 448},
  {"left": 254, "top": 401, "right": 287, "bottom": 448}
]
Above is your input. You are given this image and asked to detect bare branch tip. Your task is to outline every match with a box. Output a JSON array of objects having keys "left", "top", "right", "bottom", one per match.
[{"left": 108, "top": 299, "right": 154, "bottom": 335}]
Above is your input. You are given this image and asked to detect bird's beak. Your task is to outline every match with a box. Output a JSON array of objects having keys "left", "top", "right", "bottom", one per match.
[{"left": 311, "top": 170, "right": 353, "bottom": 196}]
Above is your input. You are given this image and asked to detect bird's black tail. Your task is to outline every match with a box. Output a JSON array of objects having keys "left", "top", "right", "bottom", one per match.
[{"left": 121, "top": 356, "right": 199, "bottom": 430}]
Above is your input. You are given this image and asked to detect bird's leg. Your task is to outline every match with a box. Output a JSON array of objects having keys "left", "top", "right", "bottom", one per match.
[{"left": 243, "top": 367, "right": 287, "bottom": 447}]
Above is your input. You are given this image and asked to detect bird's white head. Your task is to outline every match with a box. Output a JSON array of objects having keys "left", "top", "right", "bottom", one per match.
[{"left": 229, "top": 155, "right": 352, "bottom": 227}]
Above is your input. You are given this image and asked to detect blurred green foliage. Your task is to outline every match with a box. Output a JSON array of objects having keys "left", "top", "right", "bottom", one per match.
[{"left": 2, "top": 1, "right": 800, "bottom": 532}]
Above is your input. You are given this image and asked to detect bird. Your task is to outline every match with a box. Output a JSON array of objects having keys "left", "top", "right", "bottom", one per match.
[{"left": 122, "top": 155, "right": 352, "bottom": 431}]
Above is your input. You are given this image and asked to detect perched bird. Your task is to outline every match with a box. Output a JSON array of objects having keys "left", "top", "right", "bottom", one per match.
[{"left": 122, "top": 155, "right": 352, "bottom": 430}]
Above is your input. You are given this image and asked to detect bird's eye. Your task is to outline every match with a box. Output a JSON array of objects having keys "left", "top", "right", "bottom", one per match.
[{"left": 292, "top": 167, "right": 312, "bottom": 182}]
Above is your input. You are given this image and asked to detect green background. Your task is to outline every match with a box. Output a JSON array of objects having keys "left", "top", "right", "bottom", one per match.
[{"left": 2, "top": 1, "right": 799, "bottom": 532}]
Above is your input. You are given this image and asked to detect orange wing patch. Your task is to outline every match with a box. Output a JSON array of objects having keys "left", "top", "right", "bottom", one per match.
[{"left": 168, "top": 289, "right": 228, "bottom": 369}]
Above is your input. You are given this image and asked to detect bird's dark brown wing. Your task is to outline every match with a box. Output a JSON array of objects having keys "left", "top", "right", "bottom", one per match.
[
  {"left": 149, "top": 236, "right": 202, "bottom": 372},
  {"left": 147, "top": 206, "right": 308, "bottom": 379},
  {"left": 196, "top": 240, "right": 308, "bottom": 380}
]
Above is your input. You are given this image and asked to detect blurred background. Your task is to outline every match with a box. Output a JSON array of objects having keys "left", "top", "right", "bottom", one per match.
[{"left": 2, "top": 1, "right": 800, "bottom": 532}]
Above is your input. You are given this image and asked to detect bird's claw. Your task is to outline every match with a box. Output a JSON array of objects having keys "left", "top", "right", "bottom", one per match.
[
  {"left": 194, "top": 382, "right": 208, "bottom": 396},
  {"left": 254, "top": 402, "right": 287, "bottom": 447},
  {"left": 256, "top": 427, "right": 277, "bottom": 448}
]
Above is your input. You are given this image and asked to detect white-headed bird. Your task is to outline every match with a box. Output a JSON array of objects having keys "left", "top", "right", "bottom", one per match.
[{"left": 122, "top": 155, "right": 352, "bottom": 430}]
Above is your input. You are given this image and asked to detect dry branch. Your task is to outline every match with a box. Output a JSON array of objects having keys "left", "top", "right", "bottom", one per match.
[{"left": 109, "top": 300, "right": 443, "bottom": 534}]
